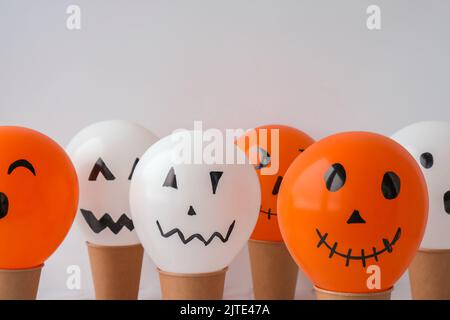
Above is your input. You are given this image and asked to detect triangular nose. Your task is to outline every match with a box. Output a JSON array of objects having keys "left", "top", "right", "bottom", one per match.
[
  {"left": 347, "top": 210, "right": 366, "bottom": 224},
  {"left": 187, "top": 206, "right": 197, "bottom": 216}
]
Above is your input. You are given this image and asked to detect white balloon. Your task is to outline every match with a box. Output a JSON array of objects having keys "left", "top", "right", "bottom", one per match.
[
  {"left": 66, "top": 120, "right": 159, "bottom": 246},
  {"left": 130, "top": 130, "right": 261, "bottom": 274},
  {"left": 392, "top": 121, "right": 450, "bottom": 249}
]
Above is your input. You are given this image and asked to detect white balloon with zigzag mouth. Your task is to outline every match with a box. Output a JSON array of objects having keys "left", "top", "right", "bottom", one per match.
[
  {"left": 67, "top": 120, "right": 159, "bottom": 246},
  {"left": 130, "top": 130, "right": 261, "bottom": 273}
]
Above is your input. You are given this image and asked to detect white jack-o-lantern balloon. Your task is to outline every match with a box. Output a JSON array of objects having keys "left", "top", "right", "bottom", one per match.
[
  {"left": 130, "top": 130, "right": 261, "bottom": 273},
  {"left": 67, "top": 120, "right": 159, "bottom": 246},
  {"left": 392, "top": 121, "right": 450, "bottom": 249}
]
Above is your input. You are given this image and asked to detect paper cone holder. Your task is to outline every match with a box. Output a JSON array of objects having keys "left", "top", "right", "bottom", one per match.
[
  {"left": 0, "top": 264, "right": 43, "bottom": 300},
  {"left": 87, "top": 242, "right": 143, "bottom": 300},
  {"left": 158, "top": 267, "right": 227, "bottom": 300},
  {"left": 248, "top": 239, "right": 298, "bottom": 300},
  {"left": 314, "top": 286, "right": 392, "bottom": 300},
  {"left": 408, "top": 248, "right": 450, "bottom": 300}
]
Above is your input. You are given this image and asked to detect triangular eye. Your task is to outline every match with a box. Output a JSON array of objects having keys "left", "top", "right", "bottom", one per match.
[
  {"left": 255, "top": 148, "right": 271, "bottom": 170},
  {"left": 163, "top": 167, "right": 177, "bottom": 189},
  {"left": 210, "top": 171, "right": 223, "bottom": 194},
  {"left": 324, "top": 163, "right": 346, "bottom": 192},
  {"left": 89, "top": 158, "right": 115, "bottom": 181},
  {"left": 128, "top": 158, "right": 140, "bottom": 180},
  {"left": 382, "top": 171, "right": 400, "bottom": 200}
]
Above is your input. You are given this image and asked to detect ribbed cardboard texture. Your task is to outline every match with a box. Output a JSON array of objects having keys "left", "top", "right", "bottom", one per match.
[
  {"left": 87, "top": 242, "right": 143, "bottom": 300},
  {"left": 248, "top": 239, "right": 298, "bottom": 300},
  {"left": 408, "top": 248, "right": 450, "bottom": 300},
  {"left": 315, "top": 286, "right": 392, "bottom": 300},
  {"left": 158, "top": 268, "right": 227, "bottom": 300},
  {"left": 0, "top": 265, "right": 42, "bottom": 300}
]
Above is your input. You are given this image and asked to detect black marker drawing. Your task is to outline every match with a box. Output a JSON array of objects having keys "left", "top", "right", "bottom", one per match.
[
  {"left": 81, "top": 209, "right": 134, "bottom": 234},
  {"left": 163, "top": 167, "right": 177, "bottom": 189},
  {"left": 187, "top": 205, "right": 197, "bottom": 216},
  {"left": 382, "top": 171, "right": 401, "bottom": 200},
  {"left": 420, "top": 152, "right": 433, "bottom": 169},
  {"left": 156, "top": 220, "right": 236, "bottom": 246},
  {"left": 444, "top": 191, "right": 450, "bottom": 214},
  {"left": 209, "top": 171, "right": 223, "bottom": 194},
  {"left": 324, "top": 163, "right": 346, "bottom": 192},
  {"left": 128, "top": 158, "right": 140, "bottom": 180},
  {"left": 315, "top": 227, "right": 401, "bottom": 267},
  {"left": 0, "top": 192, "right": 8, "bottom": 219},
  {"left": 272, "top": 176, "right": 283, "bottom": 195},
  {"left": 346, "top": 210, "right": 366, "bottom": 224},
  {"left": 8, "top": 159, "right": 36, "bottom": 176},
  {"left": 89, "top": 158, "right": 115, "bottom": 181},
  {"left": 260, "top": 208, "right": 277, "bottom": 220}
]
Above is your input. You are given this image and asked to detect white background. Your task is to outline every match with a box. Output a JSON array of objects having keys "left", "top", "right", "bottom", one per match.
[{"left": 1, "top": 0, "right": 450, "bottom": 299}]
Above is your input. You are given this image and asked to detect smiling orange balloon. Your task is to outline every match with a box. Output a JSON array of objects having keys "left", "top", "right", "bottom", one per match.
[
  {"left": 0, "top": 127, "right": 79, "bottom": 269},
  {"left": 237, "top": 125, "right": 314, "bottom": 242},
  {"left": 278, "top": 132, "right": 428, "bottom": 293}
]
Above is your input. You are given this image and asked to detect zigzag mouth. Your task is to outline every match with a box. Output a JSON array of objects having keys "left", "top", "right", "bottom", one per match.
[
  {"left": 81, "top": 209, "right": 134, "bottom": 235},
  {"left": 260, "top": 208, "right": 277, "bottom": 220},
  {"left": 316, "top": 227, "right": 401, "bottom": 267},
  {"left": 156, "top": 220, "right": 236, "bottom": 246}
]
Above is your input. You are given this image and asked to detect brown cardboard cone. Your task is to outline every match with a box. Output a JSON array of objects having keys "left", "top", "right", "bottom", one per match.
[
  {"left": 158, "top": 267, "right": 227, "bottom": 300},
  {"left": 248, "top": 239, "right": 298, "bottom": 300},
  {"left": 0, "top": 264, "right": 42, "bottom": 300},
  {"left": 315, "top": 286, "right": 392, "bottom": 300},
  {"left": 87, "top": 242, "right": 143, "bottom": 300},
  {"left": 408, "top": 248, "right": 450, "bottom": 300}
]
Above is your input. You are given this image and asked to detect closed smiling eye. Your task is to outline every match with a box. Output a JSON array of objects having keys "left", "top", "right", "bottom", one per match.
[{"left": 8, "top": 159, "right": 36, "bottom": 176}]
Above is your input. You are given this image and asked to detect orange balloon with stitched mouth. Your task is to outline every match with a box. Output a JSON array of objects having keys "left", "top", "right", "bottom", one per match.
[
  {"left": 0, "top": 127, "right": 79, "bottom": 269},
  {"left": 278, "top": 132, "right": 428, "bottom": 293},
  {"left": 237, "top": 125, "right": 314, "bottom": 242}
]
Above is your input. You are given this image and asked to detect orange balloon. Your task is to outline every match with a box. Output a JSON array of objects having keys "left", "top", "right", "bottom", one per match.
[
  {"left": 237, "top": 125, "right": 314, "bottom": 242},
  {"left": 0, "top": 127, "right": 79, "bottom": 269},
  {"left": 278, "top": 132, "right": 428, "bottom": 293}
]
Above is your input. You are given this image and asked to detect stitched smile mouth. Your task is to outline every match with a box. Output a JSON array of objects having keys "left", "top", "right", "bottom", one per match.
[
  {"left": 156, "top": 220, "right": 236, "bottom": 246},
  {"left": 260, "top": 208, "right": 277, "bottom": 220},
  {"left": 81, "top": 209, "right": 134, "bottom": 234},
  {"left": 316, "top": 227, "right": 401, "bottom": 267}
]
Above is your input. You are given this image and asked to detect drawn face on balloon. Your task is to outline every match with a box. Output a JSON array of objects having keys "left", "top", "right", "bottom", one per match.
[
  {"left": 392, "top": 121, "right": 450, "bottom": 249},
  {"left": 0, "top": 126, "right": 78, "bottom": 269},
  {"left": 130, "top": 131, "right": 261, "bottom": 274},
  {"left": 237, "top": 125, "right": 314, "bottom": 242},
  {"left": 278, "top": 132, "right": 428, "bottom": 292},
  {"left": 67, "top": 121, "right": 158, "bottom": 246}
]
